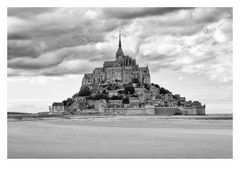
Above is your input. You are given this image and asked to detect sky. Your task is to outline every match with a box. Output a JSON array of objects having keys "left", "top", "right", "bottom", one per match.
[{"left": 7, "top": 7, "right": 232, "bottom": 113}]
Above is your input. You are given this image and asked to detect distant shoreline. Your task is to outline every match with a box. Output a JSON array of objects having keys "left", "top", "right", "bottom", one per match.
[{"left": 7, "top": 113, "right": 233, "bottom": 122}]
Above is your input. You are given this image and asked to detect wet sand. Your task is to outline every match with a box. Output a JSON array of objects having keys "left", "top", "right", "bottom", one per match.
[{"left": 8, "top": 115, "right": 232, "bottom": 158}]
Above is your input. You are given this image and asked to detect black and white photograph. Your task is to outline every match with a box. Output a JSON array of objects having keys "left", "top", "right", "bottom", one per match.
[
  {"left": 1, "top": 0, "right": 239, "bottom": 167},
  {"left": 6, "top": 7, "right": 234, "bottom": 159}
]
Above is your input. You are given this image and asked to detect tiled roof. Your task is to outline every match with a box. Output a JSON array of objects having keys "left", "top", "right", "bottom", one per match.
[{"left": 52, "top": 102, "right": 64, "bottom": 106}]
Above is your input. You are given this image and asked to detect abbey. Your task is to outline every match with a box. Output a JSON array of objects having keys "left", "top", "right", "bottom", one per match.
[
  {"left": 82, "top": 33, "right": 150, "bottom": 86},
  {"left": 54, "top": 33, "right": 205, "bottom": 116}
]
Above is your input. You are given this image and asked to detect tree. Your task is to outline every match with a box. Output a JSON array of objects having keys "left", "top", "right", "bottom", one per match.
[
  {"left": 94, "top": 93, "right": 109, "bottom": 100},
  {"left": 62, "top": 98, "right": 74, "bottom": 107},
  {"left": 111, "top": 95, "right": 123, "bottom": 100},
  {"left": 150, "top": 83, "right": 160, "bottom": 89},
  {"left": 86, "top": 96, "right": 94, "bottom": 100},
  {"left": 154, "top": 84, "right": 160, "bottom": 89},
  {"left": 159, "top": 87, "right": 170, "bottom": 95},
  {"left": 122, "top": 97, "right": 129, "bottom": 104},
  {"left": 102, "top": 89, "right": 107, "bottom": 94},
  {"left": 124, "top": 85, "right": 135, "bottom": 94},
  {"left": 144, "top": 83, "right": 151, "bottom": 91},
  {"left": 72, "top": 92, "right": 79, "bottom": 98},
  {"left": 78, "top": 86, "right": 91, "bottom": 96},
  {"left": 132, "top": 78, "right": 139, "bottom": 83}
]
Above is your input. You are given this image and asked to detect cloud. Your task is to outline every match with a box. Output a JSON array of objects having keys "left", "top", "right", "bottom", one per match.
[
  {"left": 40, "top": 60, "right": 93, "bottom": 76},
  {"left": 102, "top": 7, "right": 193, "bottom": 20},
  {"left": 140, "top": 15, "right": 232, "bottom": 83},
  {"left": 8, "top": 41, "right": 116, "bottom": 76},
  {"left": 7, "top": 7, "right": 232, "bottom": 84},
  {"left": 8, "top": 7, "right": 57, "bottom": 18},
  {"left": 7, "top": 8, "right": 127, "bottom": 58},
  {"left": 8, "top": 39, "right": 45, "bottom": 59}
]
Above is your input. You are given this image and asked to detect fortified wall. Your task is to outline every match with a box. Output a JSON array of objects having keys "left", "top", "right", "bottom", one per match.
[{"left": 100, "top": 107, "right": 205, "bottom": 116}]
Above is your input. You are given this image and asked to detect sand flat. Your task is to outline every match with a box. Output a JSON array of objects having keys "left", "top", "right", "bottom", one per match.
[{"left": 8, "top": 115, "right": 232, "bottom": 158}]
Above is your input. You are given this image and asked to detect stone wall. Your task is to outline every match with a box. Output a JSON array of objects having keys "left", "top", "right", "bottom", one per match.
[
  {"left": 139, "top": 67, "right": 150, "bottom": 84},
  {"left": 80, "top": 109, "right": 99, "bottom": 115},
  {"left": 105, "top": 67, "right": 123, "bottom": 83},
  {"left": 122, "top": 67, "right": 133, "bottom": 84},
  {"left": 155, "top": 107, "right": 179, "bottom": 115},
  {"left": 93, "top": 68, "right": 105, "bottom": 83},
  {"left": 105, "top": 107, "right": 178, "bottom": 116},
  {"left": 195, "top": 107, "right": 205, "bottom": 115},
  {"left": 82, "top": 64, "right": 151, "bottom": 86},
  {"left": 79, "top": 106, "right": 205, "bottom": 116},
  {"left": 95, "top": 99, "right": 107, "bottom": 113},
  {"left": 105, "top": 108, "right": 146, "bottom": 115},
  {"left": 82, "top": 73, "right": 94, "bottom": 86},
  {"left": 145, "top": 106, "right": 155, "bottom": 115},
  {"left": 178, "top": 106, "right": 205, "bottom": 115}
]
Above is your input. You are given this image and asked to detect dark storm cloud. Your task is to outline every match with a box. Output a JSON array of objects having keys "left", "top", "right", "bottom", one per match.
[
  {"left": 103, "top": 7, "right": 193, "bottom": 20},
  {"left": 8, "top": 9, "right": 126, "bottom": 55},
  {"left": 8, "top": 57, "right": 62, "bottom": 70},
  {"left": 8, "top": 7, "right": 57, "bottom": 18},
  {"left": 8, "top": 33, "right": 30, "bottom": 40},
  {"left": 8, "top": 43, "right": 115, "bottom": 73},
  {"left": 8, "top": 40, "right": 43, "bottom": 59}
]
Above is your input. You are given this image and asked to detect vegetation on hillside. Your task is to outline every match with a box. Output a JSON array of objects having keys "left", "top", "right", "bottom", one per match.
[
  {"left": 122, "top": 97, "right": 130, "bottom": 104},
  {"left": 159, "top": 87, "right": 171, "bottom": 95},
  {"left": 63, "top": 81, "right": 173, "bottom": 109},
  {"left": 124, "top": 85, "right": 135, "bottom": 94}
]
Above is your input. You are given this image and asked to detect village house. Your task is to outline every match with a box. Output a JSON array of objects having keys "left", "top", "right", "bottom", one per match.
[
  {"left": 180, "top": 97, "right": 186, "bottom": 102},
  {"left": 87, "top": 99, "right": 95, "bottom": 109},
  {"left": 74, "top": 96, "right": 86, "bottom": 102},
  {"left": 169, "top": 100, "right": 179, "bottom": 107},
  {"left": 164, "top": 93, "right": 173, "bottom": 102},
  {"left": 145, "top": 93, "right": 152, "bottom": 101},
  {"left": 129, "top": 97, "right": 140, "bottom": 108},
  {"left": 108, "top": 99, "right": 122, "bottom": 108},
  {"left": 95, "top": 99, "right": 107, "bottom": 113},
  {"left": 51, "top": 102, "right": 65, "bottom": 114},
  {"left": 149, "top": 86, "right": 159, "bottom": 95},
  {"left": 174, "top": 94, "right": 180, "bottom": 100},
  {"left": 154, "top": 99, "right": 164, "bottom": 107},
  {"left": 135, "top": 87, "right": 148, "bottom": 93},
  {"left": 108, "top": 90, "right": 119, "bottom": 97},
  {"left": 182, "top": 101, "right": 193, "bottom": 107},
  {"left": 138, "top": 91, "right": 145, "bottom": 104}
]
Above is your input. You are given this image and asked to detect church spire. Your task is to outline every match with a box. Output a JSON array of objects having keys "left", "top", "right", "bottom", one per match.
[
  {"left": 116, "top": 30, "right": 124, "bottom": 57},
  {"left": 119, "top": 31, "right": 122, "bottom": 48}
]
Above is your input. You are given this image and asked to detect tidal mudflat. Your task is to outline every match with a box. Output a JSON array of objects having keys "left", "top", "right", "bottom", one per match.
[{"left": 8, "top": 115, "right": 232, "bottom": 158}]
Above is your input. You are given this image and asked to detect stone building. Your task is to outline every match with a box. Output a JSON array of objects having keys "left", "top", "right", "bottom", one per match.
[
  {"left": 51, "top": 102, "right": 65, "bottom": 114},
  {"left": 82, "top": 33, "right": 150, "bottom": 87},
  {"left": 129, "top": 97, "right": 140, "bottom": 108},
  {"left": 108, "top": 100, "right": 122, "bottom": 108},
  {"left": 95, "top": 99, "right": 107, "bottom": 113}
]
